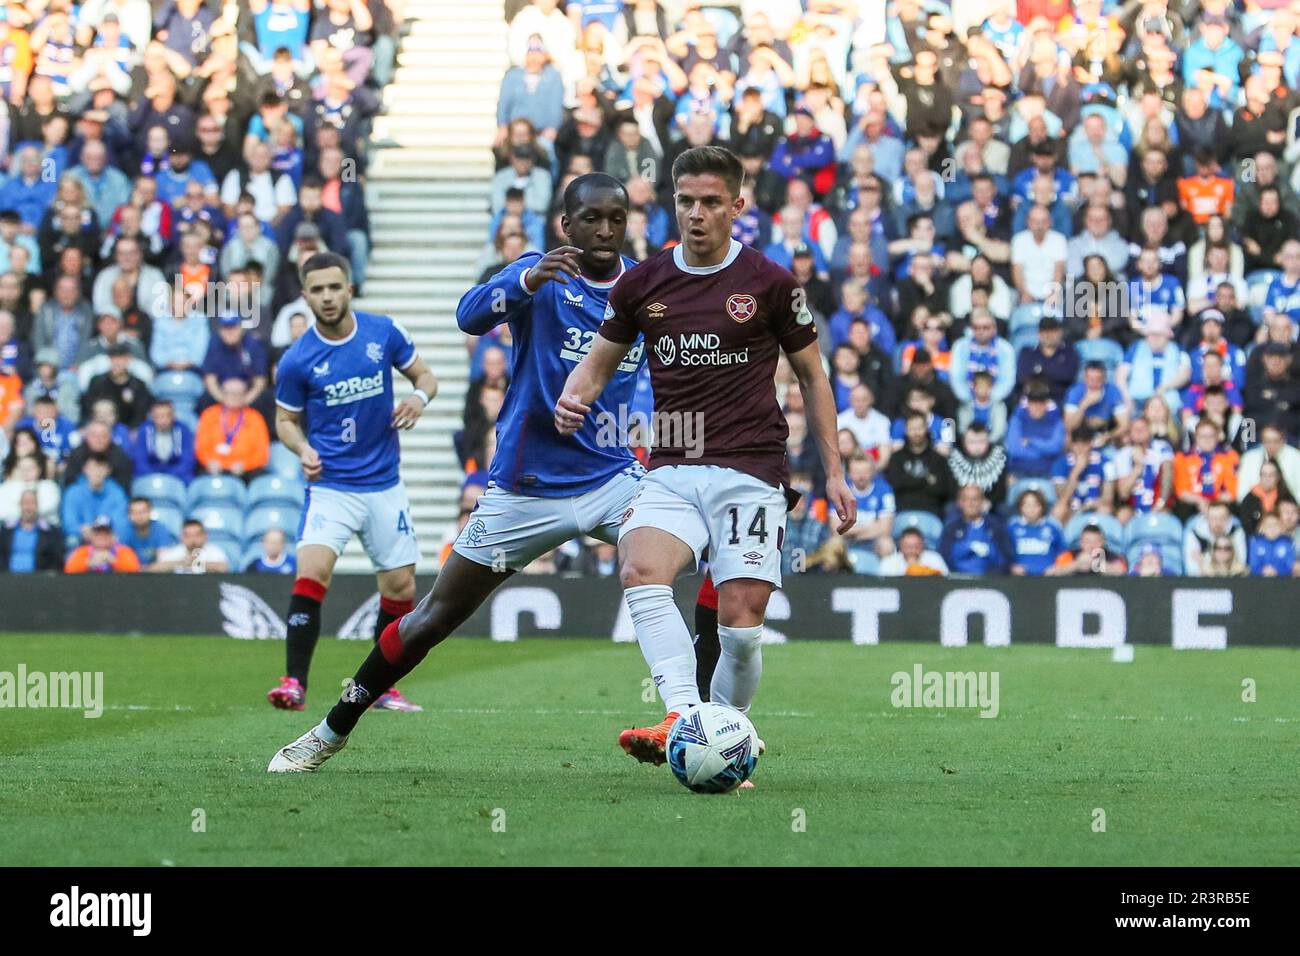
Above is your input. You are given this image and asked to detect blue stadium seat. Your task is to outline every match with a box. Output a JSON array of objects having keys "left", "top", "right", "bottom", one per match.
[
  {"left": 1064, "top": 512, "right": 1124, "bottom": 550},
  {"left": 1006, "top": 477, "right": 1057, "bottom": 510},
  {"left": 1074, "top": 338, "right": 1124, "bottom": 379},
  {"left": 187, "top": 475, "right": 248, "bottom": 511},
  {"left": 151, "top": 503, "right": 184, "bottom": 539},
  {"left": 892, "top": 510, "right": 943, "bottom": 550},
  {"left": 1125, "top": 541, "right": 1184, "bottom": 575},
  {"left": 248, "top": 474, "right": 305, "bottom": 509},
  {"left": 269, "top": 443, "right": 302, "bottom": 481},
  {"left": 205, "top": 533, "right": 243, "bottom": 567},
  {"left": 1124, "top": 512, "right": 1184, "bottom": 550},
  {"left": 132, "top": 474, "right": 187, "bottom": 510},
  {"left": 188, "top": 504, "right": 244, "bottom": 540},
  {"left": 849, "top": 549, "right": 881, "bottom": 576},
  {"left": 1009, "top": 302, "right": 1044, "bottom": 334},
  {"left": 152, "top": 370, "right": 205, "bottom": 417},
  {"left": 1011, "top": 324, "right": 1040, "bottom": 356},
  {"left": 700, "top": 7, "right": 740, "bottom": 46},
  {"left": 244, "top": 506, "right": 298, "bottom": 547},
  {"left": 1246, "top": 269, "right": 1279, "bottom": 325}
]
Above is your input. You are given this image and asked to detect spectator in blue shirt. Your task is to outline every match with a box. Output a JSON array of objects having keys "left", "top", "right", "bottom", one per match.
[
  {"left": 949, "top": 308, "right": 1017, "bottom": 404},
  {"left": 842, "top": 452, "right": 896, "bottom": 568},
  {"left": 1008, "top": 488, "right": 1064, "bottom": 576},
  {"left": 0, "top": 147, "right": 59, "bottom": 230},
  {"left": 1051, "top": 425, "right": 1117, "bottom": 524},
  {"left": 1006, "top": 380, "right": 1065, "bottom": 479},
  {"left": 16, "top": 396, "right": 77, "bottom": 465},
  {"left": 497, "top": 38, "right": 566, "bottom": 140},
  {"left": 154, "top": 0, "right": 218, "bottom": 68},
  {"left": 250, "top": 528, "right": 297, "bottom": 575},
  {"left": 249, "top": 0, "right": 312, "bottom": 67},
  {"left": 1064, "top": 361, "right": 1129, "bottom": 441},
  {"left": 0, "top": 490, "right": 64, "bottom": 573},
  {"left": 940, "top": 484, "right": 1013, "bottom": 575},
  {"left": 1249, "top": 513, "right": 1297, "bottom": 577},
  {"left": 828, "top": 279, "right": 894, "bottom": 354},
  {"left": 201, "top": 315, "right": 269, "bottom": 412},
  {"left": 121, "top": 496, "right": 179, "bottom": 568},
  {"left": 1182, "top": 15, "right": 1245, "bottom": 111},
  {"left": 131, "top": 400, "right": 196, "bottom": 482},
  {"left": 60, "top": 452, "right": 129, "bottom": 551}
]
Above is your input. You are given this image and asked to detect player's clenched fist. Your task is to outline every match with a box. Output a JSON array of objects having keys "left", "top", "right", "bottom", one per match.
[
  {"left": 300, "top": 445, "right": 323, "bottom": 481},
  {"left": 523, "top": 245, "right": 583, "bottom": 290},
  {"left": 554, "top": 392, "right": 591, "bottom": 435},
  {"left": 824, "top": 475, "right": 858, "bottom": 535}
]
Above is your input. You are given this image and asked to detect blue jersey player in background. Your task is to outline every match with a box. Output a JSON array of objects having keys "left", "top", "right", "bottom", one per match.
[
  {"left": 270, "top": 174, "right": 684, "bottom": 770},
  {"left": 266, "top": 251, "right": 440, "bottom": 715}
]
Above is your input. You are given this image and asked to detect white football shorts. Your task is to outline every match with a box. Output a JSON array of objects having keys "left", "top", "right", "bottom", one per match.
[
  {"left": 618, "top": 464, "right": 787, "bottom": 587},
  {"left": 453, "top": 466, "right": 643, "bottom": 571},
  {"left": 298, "top": 482, "right": 420, "bottom": 571}
]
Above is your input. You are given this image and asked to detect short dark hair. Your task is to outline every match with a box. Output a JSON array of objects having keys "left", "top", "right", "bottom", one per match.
[
  {"left": 562, "top": 172, "right": 629, "bottom": 217},
  {"left": 1070, "top": 424, "right": 1095, "bottom": 444},
  {"left": 85, "top": 452, "right": 110, "bottom": 468},
  {"left": 299, "top": 250, "right": 351, "bottom": 283},
  {"left": 129, "top": 496, "right": 152, "bottom": 508},
  {"left": 671, "top": 145, "right": 744, "bottom": 199}
]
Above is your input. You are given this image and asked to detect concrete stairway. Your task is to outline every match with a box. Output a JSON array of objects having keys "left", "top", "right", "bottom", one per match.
[{"left": 336, "top": 0, "right": 506, "bottom": 573}]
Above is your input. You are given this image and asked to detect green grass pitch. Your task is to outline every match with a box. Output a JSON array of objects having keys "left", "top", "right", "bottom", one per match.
[{"left": 2, "top": 633, "right": 1297, "bottom": 866}]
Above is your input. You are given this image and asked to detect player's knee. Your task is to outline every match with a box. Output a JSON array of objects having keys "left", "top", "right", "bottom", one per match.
[
  {"left": 620, "top": 560, "right": 669, "bottom": 590},
  {"left": 381, "top": 573, "right": 417, "bottom": 604},
  {"left": 717, "top": 582, "right": 771, "bottom": 628}
]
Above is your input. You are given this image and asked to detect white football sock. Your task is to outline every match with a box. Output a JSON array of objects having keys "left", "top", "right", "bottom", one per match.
[
  {"left": 624, "top": 584, "right": 700, "bottom": 713},
  {"left": 710, "top": 624, "right": 764, "bottom": 713},
  {"left": 315, "top": 718, "right": 345, "bottom": 744}
]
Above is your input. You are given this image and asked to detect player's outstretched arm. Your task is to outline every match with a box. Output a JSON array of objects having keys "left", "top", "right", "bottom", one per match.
[
  {"left": 787, "top": 341, "right": 857, "bottom": 535},
  {"left": 455, "top": 247, "right": 582, "bottom": 335},
  {"left": 392, "top": 355, "right": 438, "bottom": 430},
  {"left": 555, "top": 332, "right": 629, "bottom": 435},
  {"left": 275, "top": 405, "right": 322, "bottom": 481}
]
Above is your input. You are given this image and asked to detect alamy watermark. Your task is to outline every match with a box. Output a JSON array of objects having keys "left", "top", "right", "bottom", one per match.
[
  {"left": 890, "top": 664, "right": 999, "bottom": 718},
  {"left": 0, "top": 665, "right": 104, "bottom": 718}
]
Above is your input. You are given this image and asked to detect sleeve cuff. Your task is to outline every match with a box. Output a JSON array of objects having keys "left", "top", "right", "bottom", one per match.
[
  {"left": 275, "top": 400, "right": 303, "bottom": 412},
  {"left": 519, "top": 269, "right": 537, "bottom": 295}
]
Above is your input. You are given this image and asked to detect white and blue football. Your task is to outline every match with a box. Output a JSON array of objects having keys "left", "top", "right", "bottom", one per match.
[{"left": 666, "top": 703, "right": 759, "bottom": 794}]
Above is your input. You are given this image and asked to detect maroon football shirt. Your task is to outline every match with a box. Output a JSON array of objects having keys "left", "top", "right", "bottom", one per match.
[{"left": 599, "top": 239, "right": 818, "bottom": 487}]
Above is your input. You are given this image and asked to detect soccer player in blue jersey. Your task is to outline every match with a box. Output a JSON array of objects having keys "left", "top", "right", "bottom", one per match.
[
  {"left": 265, "top": 251, "right": 440, "bottom": 714},
  {"left": 268, "top": 174, "right": 659, "bottom": 770}
]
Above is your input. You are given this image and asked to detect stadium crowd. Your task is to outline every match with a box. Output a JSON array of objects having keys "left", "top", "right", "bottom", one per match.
[
  {"left": 0, "top": 0, "right": 399, "bottom": 574},
  {"left": 460, "top": 0, "right": 1300, "bottom": 578}
]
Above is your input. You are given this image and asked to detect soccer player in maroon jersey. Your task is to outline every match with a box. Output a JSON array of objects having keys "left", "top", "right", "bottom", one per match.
[{"left": 556, "top": 146, "right": 856, "bottom": 770}]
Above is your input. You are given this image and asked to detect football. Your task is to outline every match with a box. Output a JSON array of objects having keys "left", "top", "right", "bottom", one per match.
[{"left": 666, "top": 703, "right": 759, "bottom": 794}]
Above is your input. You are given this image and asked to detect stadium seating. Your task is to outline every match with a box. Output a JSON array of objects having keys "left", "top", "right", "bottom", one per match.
[
  {"left": 248, "top": 475, "right": 306, "bottom": 510},
  {"left": 152, "top": 371, "right": 206, "bottom": 426},
  {"left": 1074, "top": 339, "right": 1124, "bottom": 379},
  {"left": 151, "top": 504, "right": 184, "bottom": 539},
  {"left": 893, "top": 511, "right": 944, "bottom": 550},
  {"left": 206, "top": 533, "right": 244, "bottom": 567},
  {"left": 133, "top": 474, "right": 188, "bottom": 512},
  {"left": 849, "top": 550, "right": 881, "bottom": 576},
  {"left": 1125, "top": 541, "right": 1185, "bottom": 575},
  {"left": 1124, "top": 513, "right": 1185, "bottom": 551},
  {"left": 244, "top": 506, "right": 299, "bottom": 548},
  {"left": 187, "top": 476, "right": 249, "bottom": 512},
  {"left": 189, "top": 505, "right": 244, "bottom": 542},
  {"left": 1006, "top": 478, "right": 1057, "bottom": 510},
  {"left": 269, "top": 443, "right": 304, "bottom": 482},
  {"left": 1064, "top": 513, "right": 1125, "bottom": 550}
]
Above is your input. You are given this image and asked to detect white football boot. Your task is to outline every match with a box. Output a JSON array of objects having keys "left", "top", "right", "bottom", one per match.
[{"left": 268, "top": 727, "right": 347, "bottom": 773}]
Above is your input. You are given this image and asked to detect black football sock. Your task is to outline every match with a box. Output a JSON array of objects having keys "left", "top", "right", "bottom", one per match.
[
  {"left": 285, "top": 578, "right": 326, "bottom": 689},
  {"left": 325, "top": 619, "right": 422, "bottom": 737},
  {"left": 693, "top": 576, "right": 720, "bottom": 702}
]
